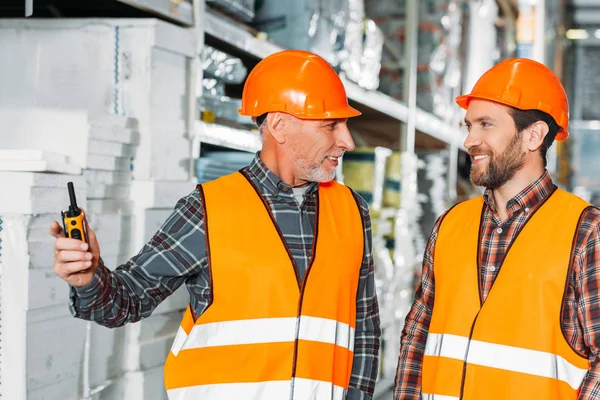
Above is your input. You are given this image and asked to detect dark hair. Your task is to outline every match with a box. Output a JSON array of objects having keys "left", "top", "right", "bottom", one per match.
[
  {"left": 255, "top": 113, "right": 268, "bottom": 128},
  {"left": 508, "top": 107, "right": 560, "bottom": 167}
]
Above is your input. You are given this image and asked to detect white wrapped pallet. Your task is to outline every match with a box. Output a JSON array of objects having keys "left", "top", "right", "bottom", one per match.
[
  {"left": 87, "top": 323, "right": 127, "bottom": 394},
  {"left": 120, "top": 365, "right": 168, "bottom": 400},
  {"left": 0, "top": 172, "right": 86, "bottom": 215},
  {"left": 131, "top": 119, "right": 192, "bottom": 182},
  {"left": 0, "top": 19, "right": 194, "bottom": 120},
  {"left": 0, "top": 19, "right": 195, "bottom": 181},
  {"left": 130, "top": 180, "right": 196, "bottom": 209},
  {"left": 0, "top": 215, "right": 85, "bottom": 400}
]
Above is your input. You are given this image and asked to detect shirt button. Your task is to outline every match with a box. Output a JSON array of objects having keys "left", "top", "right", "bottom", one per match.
[
  {"left": 525, "top": 207, "right": 530, "bottom": 213},
  {"left": 496, "top": 227, "right": 503, "bottom": 234},
  {"left": 489, "top": 266, "right": 496, "bottom": 272},
  {"left": 282, "top": 187, "right": 289, "bottom": 192}
]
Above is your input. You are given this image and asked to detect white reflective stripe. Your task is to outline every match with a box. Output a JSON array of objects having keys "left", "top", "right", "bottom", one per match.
[
  {"left": 425, "top": 333, "right": 588, "bottom": 390},
  {"left": 293, "top": 378, "right": 346, "bottom": 399},
  {"left": 467, "top": 340, "right": 587, "bottom": 390},
  {"left": 170, "top": 327, "right": 189, "bottom": 357},
  {"left": 298, "top": 316, "right": 355, "bottom": 351},
  {"left": 422, "top": 394, "right": 460, "bottom": 400},
  {"left": 177, "top": 317, "right": 354, "bottom": 352},
  {"left": 167, "top": 380, "right": 291, "bottom": 400},
  {"left": 183, "top": 317, "right": 297, "bottom": 349},
  {"left": 425, "top": 333, "right": 469, "bottom": 360},
  {"left": 167, "top": 379, "right": 345, "bottom": 400}
]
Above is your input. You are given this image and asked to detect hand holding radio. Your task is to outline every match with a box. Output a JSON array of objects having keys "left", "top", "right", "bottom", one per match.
[{"left": 50, "top": 182, "right": 101, "bottom": 287}]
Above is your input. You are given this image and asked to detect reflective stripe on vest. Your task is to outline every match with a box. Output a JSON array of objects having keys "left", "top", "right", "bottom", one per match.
[
  {"left": 170, "top": 316, "right": 355, "bottom": 357},
  {"left": 163, "top": 171, "right": 364, "bottom": 399},
  {"left": 166, "top": 378, "right": 346, "bottom": 400},
  {"left": 423, "top": 188, "right": 590, "bottom": 399},
  {"left": 425, "top": 333, "right": 588, "bottom": 390}
]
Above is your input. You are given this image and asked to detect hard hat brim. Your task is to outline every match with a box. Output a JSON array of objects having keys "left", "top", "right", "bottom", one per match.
[{"left": 238, "top": 105, "right": 362, "bottom": 119}]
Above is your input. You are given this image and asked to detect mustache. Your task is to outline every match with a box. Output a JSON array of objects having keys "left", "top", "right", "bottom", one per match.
[{"left": 468, "top": 147, "right": 492, "bottom": 157}]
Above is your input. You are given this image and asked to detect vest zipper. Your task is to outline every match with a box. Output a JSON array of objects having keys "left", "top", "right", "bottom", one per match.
[
  {"left": 238, "top": 171, "right": 322, "bottom": 399},
  {"left": 290, "top": 191, "right": 320, "bottom": 400},
  {"left": 459, "top": 312, "right": 481, "bottom": 399}
]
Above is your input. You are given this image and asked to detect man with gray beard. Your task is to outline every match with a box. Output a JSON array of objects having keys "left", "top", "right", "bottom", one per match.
[
  {"left": 394, "top": 58, "right": 600, "bottom": 399},
  {"left": 51, "top": 50, "right": 380, "bottom": 399}
]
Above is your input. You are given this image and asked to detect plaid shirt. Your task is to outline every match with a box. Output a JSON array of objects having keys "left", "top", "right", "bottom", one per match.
[
  {"left": 70, "top": 154, "right": 380, "bottom": 399},
  {"left": 395, "top": 171, "right": 600, "bottom": 399}
]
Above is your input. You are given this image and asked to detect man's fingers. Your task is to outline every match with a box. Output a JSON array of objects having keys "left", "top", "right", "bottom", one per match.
[
  {"left": 55, "top": 237, "right": 89, "bottom": 252},
  {"left": 63, "top": 260, "right": 93, "bottom": 275},
  {"left": 57, "top": 250, "right": 93, "bottom": 264},
  {"left": 49, "top": 221, "right": 65, "bottom": 238}
]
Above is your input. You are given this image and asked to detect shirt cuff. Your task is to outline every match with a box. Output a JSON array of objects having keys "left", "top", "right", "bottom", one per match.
[{"left": 68, "top": 260, "right": 109, "bottom": 317}]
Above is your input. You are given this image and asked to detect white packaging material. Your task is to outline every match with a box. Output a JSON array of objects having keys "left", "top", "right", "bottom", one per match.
[
  {"left": 88, "top": 214, "right": 131, "bottom": 246},
  {"left": 87, "top": 155, "right": 132, "bottom": 172},
  {"left": 89, "top": 323, "right": 127, "bottom": 390},
  {"left": 340, "top": 0, "right": 366, "bottom": 83},
  {"left": 122, "top": 310, "right": 182, "bottom": 376},
  {"left": 0, "top": 18, "right": 194, "bottom": 121},
  {"left": 27, "top": 375, "right": 80, "bottom": 400},
  {"left": 25, "top": 306, "right": 86, "bottom": 394},
  {"left": 87, "top": 199, "right": 134, "bottom": 215},
  {"left": 0, "top": 185, "right": 86, "bottom": 215},
  {"left": 120, "top": 365, "right": 168, "bottom": 400},
  {"left": 359, "top": 20, "right": 383, "bottom": 90},
  {"left": 89, "top": 140, "right": 135, "bottom": 158},
  {"left": 0, "top": 109, "right": 139, "bottom": 173},
  {"left": 0, "top": 149, "right": 81, "bottom": 175},
  {"left": 130, "top": 180, "right": 195, "bottom": 209},
  {"left": 27, "top": 268, "right": 71, "bottom": 310},
  {"left": 254, "top": 0, "right": 348, "bottom": 67},
  {"left": 87, "top": 184, "right": 131, "bottom": 200},
  {"left": 84, "top": 170, "right": 132, "bottom": 187},
  {"left": 0, "top": 171, "right": 85, "bottom": 191},
  {"left": 0, "top": 108, "right": 90, "bottom": 168},
  {"left": 22, "top": 213, "right": 62, "bottom": 243},
  {"left": 89, "top": 116, "right": 139, "bottom": 145},
  {"left": 132, "top": 120, "right": 191, "bottom": 181}
]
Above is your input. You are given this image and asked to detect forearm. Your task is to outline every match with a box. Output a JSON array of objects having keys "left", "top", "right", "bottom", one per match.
[
  {"left": 69, "top": 258, "right": 185, "bottom": 327},
  {"left": 69, "top": 190, "right": 207, "bottom": 327}
]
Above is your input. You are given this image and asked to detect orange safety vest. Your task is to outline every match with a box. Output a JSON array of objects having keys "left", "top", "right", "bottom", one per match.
[
  {"left": 163, "top": 171, "right": 364, "bottom": 399},
  {"left": 422, "top": 188, "right": 591, "bottom": 399}
]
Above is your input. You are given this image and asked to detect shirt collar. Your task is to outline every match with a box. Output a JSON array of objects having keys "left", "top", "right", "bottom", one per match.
[
  {"left": 246, "top": 152, "right": 319, "bottom": 197},
  {"left": 483, "top": 170, "right": 556, "bottom": 215}
]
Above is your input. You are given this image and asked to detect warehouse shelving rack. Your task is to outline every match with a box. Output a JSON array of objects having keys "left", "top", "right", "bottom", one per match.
[{"left": 5, "top": 0, "right": 479, "bottom": 398}]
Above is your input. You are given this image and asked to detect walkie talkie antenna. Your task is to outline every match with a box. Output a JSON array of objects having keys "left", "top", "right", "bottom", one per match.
[{"left": 68, "top": 182, "right": 79, "bottom": 212}]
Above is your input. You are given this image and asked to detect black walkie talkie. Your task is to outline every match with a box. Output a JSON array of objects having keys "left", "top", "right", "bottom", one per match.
[{"left": 61, "top": 182, "right": 87, "bottom": 243}]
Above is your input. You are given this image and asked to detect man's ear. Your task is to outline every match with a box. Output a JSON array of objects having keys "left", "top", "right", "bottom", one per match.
[
  {"left": 525, "top": 120, "right": 549, "bottom": 152},
  {"left": 266, "top": 112, "right": 287, "bottom": 144}
]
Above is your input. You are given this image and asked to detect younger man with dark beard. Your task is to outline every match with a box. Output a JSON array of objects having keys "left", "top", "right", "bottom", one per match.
[{"left": 394, "top": 58, "right": 600, "bottom": 400}]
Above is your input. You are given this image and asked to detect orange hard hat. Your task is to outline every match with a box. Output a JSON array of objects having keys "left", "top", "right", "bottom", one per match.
[
  {"left": 239, "top": 50, "right": 361, "bottom": 120},
  {"left": 456, "top": 58, "right": 570, "bottom": 140}
]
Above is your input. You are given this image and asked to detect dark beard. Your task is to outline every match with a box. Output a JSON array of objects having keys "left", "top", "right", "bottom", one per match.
[{"left": 470, "top": 132, "right": 526, "bottom": 189}]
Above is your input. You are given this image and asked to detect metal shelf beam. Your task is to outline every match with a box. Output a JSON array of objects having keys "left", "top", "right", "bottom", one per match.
[{"left": 204, "top": 9, "right": 466, "bottom": 151}]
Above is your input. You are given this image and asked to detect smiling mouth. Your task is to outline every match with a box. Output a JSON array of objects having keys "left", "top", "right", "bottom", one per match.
[
  {"left": 326, "top": 156, "right": 339, "bottom": 162},
  {"left": 471, "top": 154, "right": 489, "bottom": 162}
]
